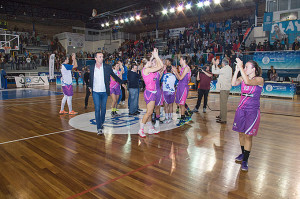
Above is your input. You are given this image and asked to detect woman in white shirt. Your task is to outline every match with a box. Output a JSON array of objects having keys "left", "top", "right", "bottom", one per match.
[{"left": 59, "top": 53, "right": 78, "bottom": 115}]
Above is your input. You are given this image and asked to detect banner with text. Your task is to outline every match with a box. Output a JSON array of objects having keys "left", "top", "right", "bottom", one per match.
[
  {"left": 269, "top": 20, "right": 300, "bottom": 44},
  {"left": 210, "top": 80, "right": 296, "bottom": 98},
  {"left": 49, "top": 54, "right": 55, "bottom": 79},
  {"left": 169, "top": 27, "right": 186, "bottom": 37},
  {"left": 253, "top": 51, "right": 300, "bottom": 70},
  {"left": 263, "top": 12, "right": 273, "bottom": 31},
  {"left": 15, "top": 76, "right": 49, "bottom": 88}
]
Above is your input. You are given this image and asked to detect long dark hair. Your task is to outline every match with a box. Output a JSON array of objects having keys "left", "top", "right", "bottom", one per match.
[{"left": 247, "top": 60, "right": 262, "bottom": 77}]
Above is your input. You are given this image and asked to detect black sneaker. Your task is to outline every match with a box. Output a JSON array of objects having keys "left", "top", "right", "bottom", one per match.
[
  {"left": 129, "top": 112, "right": 137, "bottom": 116},
  {"left": 111, "top": 111, "right": 116, "bottom": 117},
  {"left": 135, "top": 111, "right": 141, "bottom": 115},
  {"left": 192, "top": 108, "right": 198, "bottom": 113},
  {"left": 138, "top": 108, "right": 143, "bottom": 112},
  {"left": 97, "top": 129, "right": 103, "bottom": 135}
]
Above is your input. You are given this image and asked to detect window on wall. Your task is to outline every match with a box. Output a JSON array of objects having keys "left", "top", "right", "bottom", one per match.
[
  {"left": 291, "top": 0, "right": 300, "bottom": 9},
  {"left": 278, "top": 0, "right": 288, "bottom": 11},
  {"left": 268, "top": 0, "right": 278, "bottom": 12}
]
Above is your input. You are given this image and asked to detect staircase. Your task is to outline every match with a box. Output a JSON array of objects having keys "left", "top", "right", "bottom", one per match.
[{"left": 154, "top": 38, "right": 167, "bottom": 55}]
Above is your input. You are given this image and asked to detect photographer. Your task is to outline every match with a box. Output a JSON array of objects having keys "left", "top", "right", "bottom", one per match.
[{"left": 192, "top": 64, "right": 213, "bottom": 113}]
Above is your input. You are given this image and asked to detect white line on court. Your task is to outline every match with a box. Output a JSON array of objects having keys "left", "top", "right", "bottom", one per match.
[{"left": 0, "top": 129, "right": 75, "bottom": 145}]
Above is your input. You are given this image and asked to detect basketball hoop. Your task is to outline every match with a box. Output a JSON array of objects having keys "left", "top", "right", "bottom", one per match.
[{"left": 3, "top": 46, "right": 11, "bottom": 54}]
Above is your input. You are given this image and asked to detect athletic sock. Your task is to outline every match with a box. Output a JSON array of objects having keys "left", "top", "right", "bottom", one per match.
[
  {"left": 146, "top": 121, "right": 153, "bottom": 129},
  {"left": 185, "top": 103, "right": 190, "bottom": 111},
  {"left": 241, "top": 146, "right": 245, "bottom": 154},
  {"left": 243, "top": 150, "right": 250, "bottom": 162},
  {"left": 140, "top": 123, "right": 145, "bottom": 130},
  {"left": 67, "top": 96, "right": 72, "bottom": 112}
]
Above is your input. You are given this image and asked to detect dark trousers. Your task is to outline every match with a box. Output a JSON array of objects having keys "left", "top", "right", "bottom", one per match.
[
  {"left": 195, "top": 89, "right": 209, "bottom": 109},
  {"left": 121, "top": 80, "right": 127, "bottom": 101},
  {"left": 92, "top": 92, "right": 108, "bottom": 130},
  {"left": 85, "top": 87, "right": 91, "bottom": 107}
]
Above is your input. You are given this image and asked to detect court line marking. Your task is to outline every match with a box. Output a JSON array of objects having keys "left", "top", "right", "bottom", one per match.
[
  {"left": 66, "top": 158, "right": 163, "bottom": 199},
  {"left": 0, "top": 129, "right": 75, "bottom": 145},
  {"left": 0, "top": 97, "right": 85, "bottom": 107},
  {"left": 67, "top": 133, "right": 215, "bottom": 199}
]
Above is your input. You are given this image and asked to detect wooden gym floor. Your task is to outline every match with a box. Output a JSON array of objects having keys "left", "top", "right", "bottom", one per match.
[{"left": 0, "top": 85, "right": 299, "bottom": 199}]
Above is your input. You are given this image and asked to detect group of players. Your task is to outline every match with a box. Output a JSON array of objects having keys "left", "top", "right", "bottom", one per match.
[
  {"left": 59, "top": 48, "right": 264, "bottom": 171},
  {"left": 104, "top": 48, "right": 194, "bottom": 137}
]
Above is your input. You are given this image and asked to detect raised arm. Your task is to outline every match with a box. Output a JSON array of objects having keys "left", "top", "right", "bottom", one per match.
[
  {"left": 231, "top": 60, "right": 242, "bottom": 86},
  {"left": 237, "top": 58, "right": 264, "bottom": 86},
  {"left": 72, "top": 53, "right": 78, "bottom": 68},
  {"left": 211, "top": 58, "right": 220, "bottom": 75},
  {"left": 145, "top": 48, "right": 163, "bottom": 74}
]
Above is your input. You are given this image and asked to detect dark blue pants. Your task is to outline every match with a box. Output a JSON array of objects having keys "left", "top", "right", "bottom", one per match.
[{"left": 92, "top": 92, "right": 108, "bottom": 130}]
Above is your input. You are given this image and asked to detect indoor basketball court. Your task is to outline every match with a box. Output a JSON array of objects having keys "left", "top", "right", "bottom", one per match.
[
  {"left": 1, "top": 0, "right": 300, "bottom": 198},
  {"left": 0, "top": 85, "right": 299, "bottom": 198}
]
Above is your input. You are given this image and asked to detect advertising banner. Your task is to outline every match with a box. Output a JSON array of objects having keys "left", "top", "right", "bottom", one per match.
[
  {"left": 210, "top": 80, "right": 296, "bottom": 98},
  {"left": 269, "top": 20, "right": 300, "bottom": 44},
  {"left": 49, "top": 54, "right": 55, "bottom": 79},
  {"left": 56, "top": 76, "right": 83, "bottom": 85},
  {"left": 169, "top": 27, "right": 185, "bottom": 37},
  {"left": 263, "top": 12, "right": 273, "bottom": 31},
  {"left": 253, "top": 51, "right": 300, "bottom": 70},
  {"left": 15, "top": 76, "right": 49, "bottom": 88}
]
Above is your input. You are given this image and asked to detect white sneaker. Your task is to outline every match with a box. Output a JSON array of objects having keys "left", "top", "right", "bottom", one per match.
[
  {"left": 138, "top": 129, "right": 146, "bottom": 138},
  {"left": 163, "top": 119, "right": 169, "bottom": 124},
  {"left": 148, "top": 128, "right": 160, "bottom": 135},
  {"left": 154, "top": 120, "right": 160, "bottom": 128}
]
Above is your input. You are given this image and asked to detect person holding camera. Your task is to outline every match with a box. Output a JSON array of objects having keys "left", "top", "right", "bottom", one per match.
[
  {"left": 212, "top": 58, "right": 232, "bottom": 124},
  {"left": 192, "top": 64, "right": 213, "bottom": 113}
]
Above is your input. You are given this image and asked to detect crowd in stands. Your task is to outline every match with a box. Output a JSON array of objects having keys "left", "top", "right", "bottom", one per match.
[
  {"left": 162, "top": 20, "right": 244, "bottom": 56},
  {"left": 0, "top": 33, "right": 66, "bottom": 70},
  {"left": 248, "top": 39, "right": 290, "bottom": 51},
  {"left": 1, "top": 16, "right": 299, "bottom": 73}
]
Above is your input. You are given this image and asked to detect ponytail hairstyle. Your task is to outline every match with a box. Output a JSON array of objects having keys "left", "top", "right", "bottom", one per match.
[
  {"left": 180, "top": 56, "right": 188, "bottom": 63},
  {"left": 166, "top": 58, "right": 173, "bottom": 65},
  {"left": 247, "top": 60, "right": 262, "bottom": 77},
  {"left": 166, "top": 65, "right": 172, "bottom": 73}
]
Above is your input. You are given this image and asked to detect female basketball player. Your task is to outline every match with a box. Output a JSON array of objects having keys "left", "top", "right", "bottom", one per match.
[
  {"left": 59, "top": 53, "right": 78, "bottom": 115},
  {"left": 172, "top": 56, "right": 191, "bottom": 126},
  {"left": 110, "top": 62, "right": 124, "bottom": 117},
  {"left": 162, "top": 61, "right": 177, "bottom": 123},
  {"left": 231, "top": 58, "right": 264, "bottom": 171},
  {"left": 138, "top": 48, "right": 163, "bottom": 138}
]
